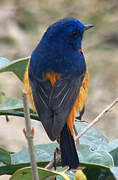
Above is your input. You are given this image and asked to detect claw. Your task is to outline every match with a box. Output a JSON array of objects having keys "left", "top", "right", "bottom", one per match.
[{"left": 53, "top": 148, "right": 61, "bottom": 170}]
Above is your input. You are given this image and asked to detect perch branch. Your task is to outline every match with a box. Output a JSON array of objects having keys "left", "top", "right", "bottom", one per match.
[
  {"left": 45, "top": 148, "right": 61, "bottom": 170},
  {"left": 23, "top": 90, "right": 39, "bottom": 180},
  {"left": 75, "top": 97, "right": 118, "bottom": 142},
  {"left": 45, "top": 153, "right": 61, "bottom": 170}
]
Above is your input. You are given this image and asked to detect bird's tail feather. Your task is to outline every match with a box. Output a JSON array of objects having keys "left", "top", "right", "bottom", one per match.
[{"left": 60, "top": 123, "right": 79, "bottom": 169}]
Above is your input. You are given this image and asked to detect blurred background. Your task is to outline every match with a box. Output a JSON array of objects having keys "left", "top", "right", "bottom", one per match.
[{"left": 0, "top": 0, "right": 118, "bottom": 179}]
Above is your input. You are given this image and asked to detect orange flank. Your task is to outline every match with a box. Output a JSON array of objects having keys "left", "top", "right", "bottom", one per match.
[
  {"left": 24, "top": 61, "right": 36, "bottom": 111},
  {"left": 67, "top": 69, "right": 89, "bottom": 136},
  {"left": 67, "top": 49, "right": 89, "bottom": 136},
  {"left": 24, "top": 58, "right": 89, "bottom": 137}
]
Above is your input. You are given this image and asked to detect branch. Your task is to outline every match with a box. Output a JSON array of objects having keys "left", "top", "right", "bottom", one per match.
[
  {"left": 23, "top": 90, "right": 39, "bottom": 180},
  {"left": 75, "top": 97, "right": 118, "bottom": 142},
  {"left": 45, "top": 148, "right": 61, "bottom": 170},
  {"left": 45, "top": 154, "right": 61, "bottom": 170}
]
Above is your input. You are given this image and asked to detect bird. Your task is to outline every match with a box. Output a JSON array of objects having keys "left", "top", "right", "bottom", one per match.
[{"left": 24, "top": 17, "right": 93, "bottom": 169}]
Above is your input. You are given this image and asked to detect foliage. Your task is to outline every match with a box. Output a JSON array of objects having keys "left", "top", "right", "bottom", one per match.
[{"left": 0, "top": 56, "right": 118, "bottom": 180}]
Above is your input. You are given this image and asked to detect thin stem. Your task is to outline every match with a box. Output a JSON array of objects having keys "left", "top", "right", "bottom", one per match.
[
  {"left": 23, "top": 90, "right": 39, "bottom": 180},
  {"left": 0, "top": 111, "right": 39, "bottom": 120},
  {"left": 75, "top": 97, "right": 118, "bottom": 142},
  {"left": 45, "top": 152, "right": 61, "bottom": 170}
]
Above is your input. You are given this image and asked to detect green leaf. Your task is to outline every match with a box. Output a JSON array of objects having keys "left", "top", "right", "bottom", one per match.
[
  {"left": 0, "top": 162, "right": 47, "bottom": 176},
  {"left": 0, "top": 97, "right": 23, "bottom": 111},
  {"left": 11, "top": 143, "right": 58, "bottom": 164},
  {"left": 0, "top": 57, "right": 10, "bottom": 69},
  {"left": 0, "top": 122, "right": 115, "bottom": 176},
  {"left": 75, "top": 122, "right": 108, "bottom": 149},
  {"left": 10, "top": 167, "right": 70, "bottom": 180},
  {"left": 110, "top": 167, "right": 118, "bottom": 180},
  {"left": 0, "top": 147, "right": 11, "bottom": 165},
  {"left": 0, "top": 57, "right": 30, "bottom": 81},
  {"left": 83, "top": 167, "right": 104, "bottom": 180},
  {"left": 11, "top": 129, "right": 113, "bottom": 168},
  {"left": 0, "top": 92, "right": 23, "bottom": 111},
  {"left": 0, "top": 90, "right": 6, "bottom": 104},
  {"left": 10, "top": 142, "right": 113, "bottom": 174},
  {"left": 0, "top": 93, "right": 38, "bottom": 119},
  {"left": 84, "top": 168, "right": 113, "bottom": 180},
  {"left": 108, "top": 139, "right": 118, "bottom": 166},
  {"left": 106, "top": 176, "right": 115, "bottom": 180},
  {"left": 0, "top": 109, "right": 39, "bottom": 120},
  {"left": 78, "top": 144, "right": 114, "bottom": 167}
]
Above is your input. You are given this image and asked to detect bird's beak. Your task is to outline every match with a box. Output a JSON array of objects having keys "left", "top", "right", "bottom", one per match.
[{"left": 84, "top": 24, "right": 94, "bottom": 31}]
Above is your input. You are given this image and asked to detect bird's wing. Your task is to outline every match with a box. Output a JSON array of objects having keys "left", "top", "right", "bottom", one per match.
[{"left": 29, "top": 71, "right": 85, "bottom": 141}]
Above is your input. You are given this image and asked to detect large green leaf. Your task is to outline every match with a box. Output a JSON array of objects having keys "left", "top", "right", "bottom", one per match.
[
  {"left": 11, "top": 143, "right": 113, "bottom": 169},
  {"left": 0, "top": 97, "right": 23, "bottom": 111},
  {"left": 79, "top": 144, "right": 114, "bottom": 167},
  {"left": 0, "top": 147, "right": 11, "bottom": 165},
  {"left": 75, "top": 121, "right": 108, "bottom": 143},
  {"left": 11, "top": 122, "right": 112, "bottom": 167},
  {"left": 75, "top": 122, "right": 108, "bottom": 150},
  {"left": 0, "top": 90, "right": 6, "bottom": 104},
  {"left": 10, "top": 167, "right": 70, "bottom": 180},
  {"left": 0, "top": 57, "right": 30, "bottom": 81},
  {"left": 109, "top": 167, "right": 118, "bottom": 180},
  {"left": 108, "top": 139, "right": 118, "bottom": 166},
  {"left": 0, "top": 162, "right": 47, "bottom": 176},
  {"left": 11, "top": 143, "right": 58, "bottom": 164},
  {"left": 0, "top": 92, "right": 38, "bottom": 119},
  {"left": 0, "top": 109, "right": 39, "bottom": 120},
  {"left": 0, "top": 122, "right": 114, "bottom": 176},
  {"left": 83, "top": 167, "right": 107, "bottom": 180}
]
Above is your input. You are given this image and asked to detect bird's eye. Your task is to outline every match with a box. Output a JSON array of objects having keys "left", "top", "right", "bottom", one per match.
[{"left": 71, "top": 30, "right": 80, "bottom": 38}]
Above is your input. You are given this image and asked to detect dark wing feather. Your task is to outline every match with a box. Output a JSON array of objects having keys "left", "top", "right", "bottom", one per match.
[{"left": 29, "top": 71, "right": 85, "bottom": 141}]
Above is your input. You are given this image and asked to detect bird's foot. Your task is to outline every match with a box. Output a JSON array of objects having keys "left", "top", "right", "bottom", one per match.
[
  {"left": 74, "top": 125, "right": 79, "bottom": 150},
  {"left": 53, "top": 147, "right": 61, "bottom": 170}
]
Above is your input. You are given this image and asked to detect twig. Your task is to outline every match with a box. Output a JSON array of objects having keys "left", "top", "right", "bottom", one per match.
[
  {"left": 5, "top": 115, "right": 10, "bottom": 122},
  {"left": 45, "top": 153, "right": 61, "bottom": 170},
  {"left": 23, "top": 90, "right": 39, "bottom": 180},
  {"left": 75, "top": 97, "right": 118, "bottom": 142},
  {"left": 45, "top": 148, "right": 61, "bottom": 170}
]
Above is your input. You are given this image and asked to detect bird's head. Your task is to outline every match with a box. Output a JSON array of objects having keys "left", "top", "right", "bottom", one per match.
[
  {"left": 41, "top": 17, "right": 94, "bottom": 51},
  {"left": 31, "top": 17, "right": 94, "bottom": 74}
]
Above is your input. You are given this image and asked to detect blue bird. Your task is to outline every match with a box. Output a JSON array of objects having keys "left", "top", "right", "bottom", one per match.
[{"left": 24, "top": 17, "right": 93, "bottom": 169}]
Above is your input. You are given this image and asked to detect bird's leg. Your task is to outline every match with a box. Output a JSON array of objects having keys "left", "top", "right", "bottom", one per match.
[
  {"left": 76, "top": 107, "right": 88, "bottom": 123},
  {"left": 53, "top": 147, "right": 61, "bottom": 170},
  {"left": 53, "top": 148, "right": 57, "bottom": 170},
  {"left": 75, "top": 117, "right": 88, "bottom": 123},
  {"left": 74, "top": 125, "right": 79, "bottom": 150}
]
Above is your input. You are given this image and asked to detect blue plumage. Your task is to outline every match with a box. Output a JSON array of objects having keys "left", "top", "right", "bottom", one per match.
[
  {"left": 30, "top": 17, "right": 86, "bottom": 77},
  {"left": 28, "top": 17, "right": 93, "bottom": 169}
]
